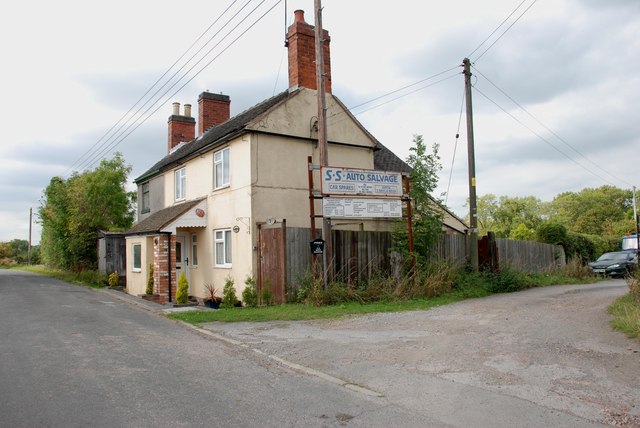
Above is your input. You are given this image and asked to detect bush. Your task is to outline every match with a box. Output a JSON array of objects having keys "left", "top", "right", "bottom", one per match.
[
  {"left": 146, "top": 264, "right": 154, "bottom": 295},
  {"left": 221, "top": 276, "right": 238, "bottom": 308},
  {"left": 242, "top": 276, "right": 258, "bottom": 307},
  {"left": 259, "top": 279, "right": 274, "bottom": 306},
  {"left": 176, "top": 271, "right": 189, "bottom": 304},
  {"left": 107, "top": 271, "right": 119, "bottom": 288}
]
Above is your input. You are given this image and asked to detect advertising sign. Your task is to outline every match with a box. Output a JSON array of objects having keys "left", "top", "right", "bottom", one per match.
[
  {"left": 323, "top": 198, "right": 403, "bottom": 218},
  {"left": 321, "top": 167, "right": 403, "bottom": 197}
]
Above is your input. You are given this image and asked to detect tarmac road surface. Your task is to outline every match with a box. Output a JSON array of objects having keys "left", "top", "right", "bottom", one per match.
[{"left": 203, "top": 280, "right": 640, "bottom": 427}]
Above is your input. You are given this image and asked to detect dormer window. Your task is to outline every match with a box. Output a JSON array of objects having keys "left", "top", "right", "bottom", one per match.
[{"left": 175, "top": 167, "right": 186, "bottom": 201}]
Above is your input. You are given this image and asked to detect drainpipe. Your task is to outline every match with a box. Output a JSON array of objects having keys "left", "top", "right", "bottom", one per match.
[{"left": 165, "top": 232, "right": 173, "bottom": 303}]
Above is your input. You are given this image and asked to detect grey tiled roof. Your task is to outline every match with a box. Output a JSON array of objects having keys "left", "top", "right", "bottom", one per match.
[
  {"left": 374, "top": 142, "right": 411, "bottom": 174},
  {"left": 125, "top": 199, "right": 204, "bottom": 235},
  {"left": 135, "top": 90, "right": 294, "bottom": 183}
]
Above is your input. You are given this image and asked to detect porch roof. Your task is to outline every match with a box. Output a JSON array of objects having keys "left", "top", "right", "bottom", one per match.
[{"left": 124, "top": 198, "right": 206, "bottom": 236}]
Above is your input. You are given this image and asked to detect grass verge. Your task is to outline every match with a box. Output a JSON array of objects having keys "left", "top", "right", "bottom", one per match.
[
  {"left": 12, "top": 265, "right": 107, "bottom": 289},
  {"left": 167, "top": 292, "right": 475, "bottom": 324},
  {"left": 608, "top": 294, "right": 640, "bottom": 339}
]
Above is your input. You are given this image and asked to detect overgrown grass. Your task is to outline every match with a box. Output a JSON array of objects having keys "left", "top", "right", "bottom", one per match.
[
  {"left": 168, "top": 265, "right": 596, "bottom": 325},
  {"left": 13, "top": 265, "right": 107, "bottom": 288},
  {"left": 608, "top": 271, "right": 640, "bottom": 339}
]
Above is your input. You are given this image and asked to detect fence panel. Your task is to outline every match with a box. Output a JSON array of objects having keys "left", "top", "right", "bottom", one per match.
[{"left": 496, "top": 238, "right": 564, "bottom": 272}]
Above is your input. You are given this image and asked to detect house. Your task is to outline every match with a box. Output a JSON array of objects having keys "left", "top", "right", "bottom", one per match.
[{"left": 124, "top": 10, "right": 467, "bottom": 304}]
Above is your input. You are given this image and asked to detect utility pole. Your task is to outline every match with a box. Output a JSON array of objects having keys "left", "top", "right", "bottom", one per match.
[
  {"left": 315, "top": 0, "right": 333, "bottom": 285},
  {"left": 634, "top": 186, "right": 639, "bottom": 264},
  {"left": 28, "top": 207, "right": 32, "bottom": 265},
  {"left": 463, "top": 58, "right": 479, "bottom": 271}
]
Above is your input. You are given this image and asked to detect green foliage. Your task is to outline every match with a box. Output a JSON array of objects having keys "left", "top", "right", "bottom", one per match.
[
  {"left": 221, "top": 276, "right": 238, "bottom": 308},
  {"left": 474, "top": 194, "right": 544, "bottom": 239},
  {"left": 241, "top": 276, "right": 258, "bottom": 307},
  {"left": 536, "top": 222, "right": 597, "bottom": 262},
  {"left": 548, "top": 186, "right": 634, "bottom": 236},
  {"left": 259, "top": 278, "right": 274, "bottom": 306},
  {"left": 176, "top": 271, "right": 189, "bottom": 304},
  {"left": 39, "top": 153, "right": 135, "bottom": 271},
  {"left": 107, "top": 271, "right": 120, "bottom": 288},
  {"left": 608, "top": 294, "right": 640, "bottom": 339},
  {"left": 146, "top": 264, "right": 155, "bottom": 295},
  {"left": 394, "top": 135, "right": 444, "bottom": 264}
]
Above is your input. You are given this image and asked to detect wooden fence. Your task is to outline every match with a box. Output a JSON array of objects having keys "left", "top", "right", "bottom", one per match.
[
  {"left": 496, "top": 238, "right": 565, "bottom": 273},
  {"left": 284, "top": 227, "right": 565, "bottom": 295}
]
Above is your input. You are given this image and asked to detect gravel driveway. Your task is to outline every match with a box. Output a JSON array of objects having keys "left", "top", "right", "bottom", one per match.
[{"left": 203, "top": 280, "right": 640, "bottom": 427}]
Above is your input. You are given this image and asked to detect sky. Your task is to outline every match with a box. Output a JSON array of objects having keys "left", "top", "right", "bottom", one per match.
[{"left": 1, "top": 0, "right": 639, "bottom": 244}]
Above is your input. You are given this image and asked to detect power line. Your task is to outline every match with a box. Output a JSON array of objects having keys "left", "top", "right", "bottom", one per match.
[
  {"left": 472, "top": 65, "right": 633, "bottom": 188},
  {"left": 64, "top": 0, "right": 245, "bottom": 176},
  {"left": 445, "top": 86, "right": 466, "bottom": 207},
  {"left": 76, "top": 0, "right": 281, "bottom": 172},
  {"left": 471, "top": 0, "right": 538, "bottom": 63},
  {"left": 467, "top": 0, "right": 528, "bottom": 59},
  {"left": 326, "top": 67, "right": 461, "bottom": 127},
  {"left": 79, "top": 0, "right": 283, "bottom": 171},
  {"left": 472, "top": 85, "right": 617, "bottom": 186},
  {"left": 76, "top": 0, "right": 265, "bottom": 172}
]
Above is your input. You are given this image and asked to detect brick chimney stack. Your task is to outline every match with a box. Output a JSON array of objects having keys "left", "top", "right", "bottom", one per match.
[
  {"left": 287, "top": 9, "right": 331, "bottom": 93},
  {"left": 167, "top": 103, "right": 195, "bottom": 153},
  {"left": 198, "top": 92, "right": 231, "bottom": 136}
]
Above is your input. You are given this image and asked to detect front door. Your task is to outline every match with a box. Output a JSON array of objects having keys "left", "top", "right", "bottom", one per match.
[{"left": 175, "top": 235, "right": 189, "bottom": 287}]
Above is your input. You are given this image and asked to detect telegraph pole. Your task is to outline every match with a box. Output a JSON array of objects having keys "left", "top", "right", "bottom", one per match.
[
  {"left": 634, "top": 186, "right": 639, "bottom": 264},
  {"left": 28, "top": 207, "right": 32, "bottom": 265},
  {"left": 314, "top": 0, "right": 333, "bottom": 285},
  {"left": 463, "top": 58, "right": 479, "bottom": 271}
]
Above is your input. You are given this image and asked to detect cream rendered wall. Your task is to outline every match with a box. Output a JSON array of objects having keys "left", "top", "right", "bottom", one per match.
[
  {"left": 246, "top": 88, "right": 374, "bottom": 148},
  {"left": 205, "top": 136, "right": 254, "bottom": 298},
  {"left": 248, "top": 89, "right": 379, "bottom": 231},
  {"left": 125, "top": 235, "right": 153, "bottom": 296},
  {"left": 163, "top": 151, "right": 213, "bottom": 207}
]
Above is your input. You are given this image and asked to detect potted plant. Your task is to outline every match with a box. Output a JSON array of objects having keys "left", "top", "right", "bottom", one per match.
[{"left": 203, "top": 282, "right": 221, "bottom": 309}]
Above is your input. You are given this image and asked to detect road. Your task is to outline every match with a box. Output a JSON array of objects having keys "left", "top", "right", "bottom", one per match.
[{"left": 1, "top": 271, "right": 638, "bottom": 427}]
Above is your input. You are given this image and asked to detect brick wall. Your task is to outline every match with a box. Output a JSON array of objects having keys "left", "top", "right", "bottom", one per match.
[
  {"left": 287, "top": 9, "right": 332, "bottom": 93},
  {"left": 153, "top": 234, "right": 177, "bottom": 304}
]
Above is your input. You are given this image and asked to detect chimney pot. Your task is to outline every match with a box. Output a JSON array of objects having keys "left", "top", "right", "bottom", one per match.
[
  {"left": 184, "top": 104, "right": 192, "bottom": 117},
  {"left": 294, "top": 9, "right": 305, "bottom": 23},
  {"left": 172, "top": 102, "right": 180, "bottom": 116}
]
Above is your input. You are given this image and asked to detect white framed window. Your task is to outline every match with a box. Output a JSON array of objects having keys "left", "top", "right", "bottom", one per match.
[
  {"left": 175, "top": 167, "right": 186, "bottom": 200},
  {"left": 213, "top": 147, "right": 230, "bottom": 189},
  {"left": 191, "top": 234, "right": 198, "bottom": 267},
  {"left": 132, "top": 243, "right": 142, "bottom": 272},
  {"left": 214, "top": 229, "right": 232, "bottom": 267}
]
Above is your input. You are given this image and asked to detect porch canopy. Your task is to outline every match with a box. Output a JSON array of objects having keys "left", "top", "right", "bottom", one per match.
[{"left": 125, "top": 198, "right": 207, "bottom": 236}]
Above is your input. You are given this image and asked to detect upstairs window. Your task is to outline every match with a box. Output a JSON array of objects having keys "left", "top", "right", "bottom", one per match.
[
  {"left": 175, "top": 167, "right": 186, "bottom": 201},
  {"left": 141, "top": 182, "right": 150, "bottom": 213},
  {"left": 214, "top": 147, "right": 230, "bottom": 189}
]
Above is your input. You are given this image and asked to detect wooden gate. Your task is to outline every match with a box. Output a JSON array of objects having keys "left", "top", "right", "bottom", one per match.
[{"left": 257, "top": 220, "right": 286, "bottom": 304}]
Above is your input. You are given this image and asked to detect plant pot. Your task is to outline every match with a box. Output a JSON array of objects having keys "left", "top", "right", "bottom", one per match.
[{"left": 203, "top": 299, "right": 221, "bottom": 309}]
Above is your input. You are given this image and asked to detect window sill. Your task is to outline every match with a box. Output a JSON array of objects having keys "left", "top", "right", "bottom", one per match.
[
  {"left": 141, "top": 208, "right": 150, "bottom": 214},
  {"left": 132, "top": 269, "right": 142, "bottom": 273},
  {"left": 214, "top": 265, "right": 232, "bottom": 269}
]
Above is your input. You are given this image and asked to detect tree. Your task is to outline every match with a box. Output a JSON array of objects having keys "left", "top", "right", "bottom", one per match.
[
  {"left": 395, "top": 135, "right": 443, "bottom": 264},
  {"left": 473, "top": 194, "right": 544, "bottom": 239},
  {"left": 39, "top": 153, "right": 135, "bottom": 271},
  {"left": 548, "top": 186, "right": 634, "bottom": 236}
]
